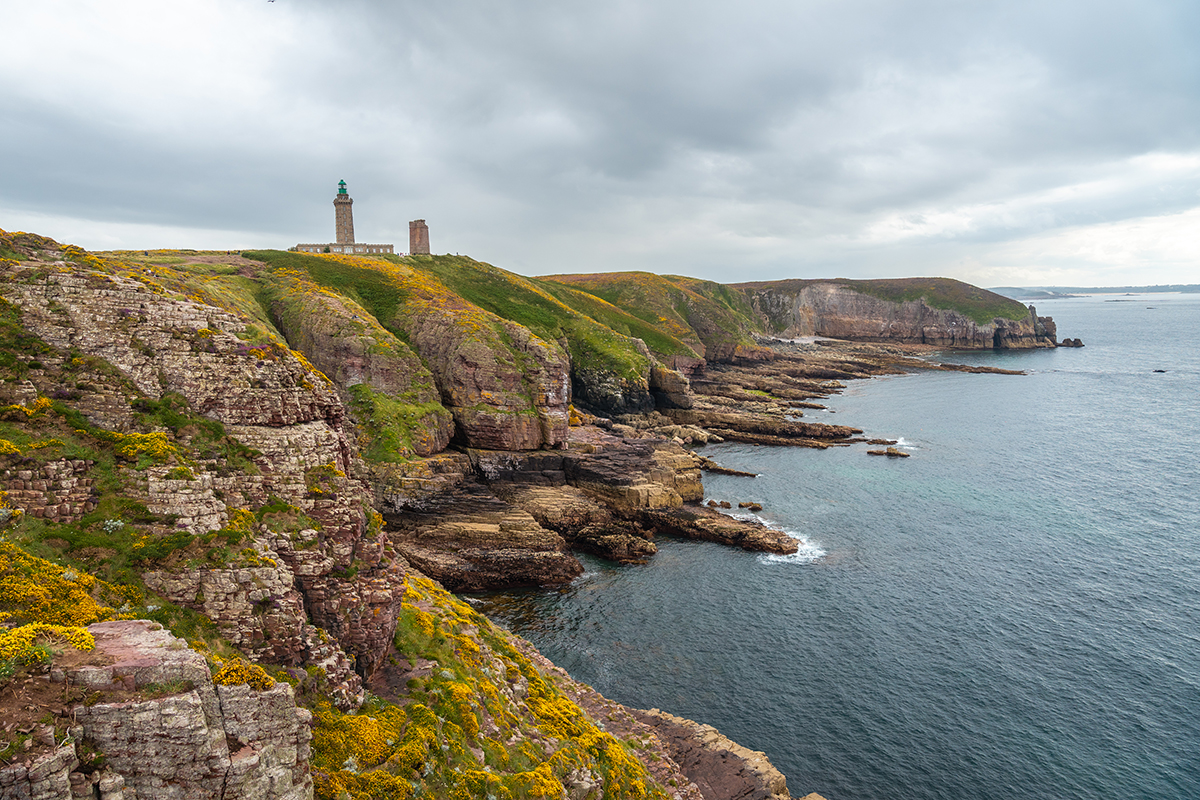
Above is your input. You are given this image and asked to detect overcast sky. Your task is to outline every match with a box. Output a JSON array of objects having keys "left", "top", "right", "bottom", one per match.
[{"left": 3, "top": 0, "right": 1198, "bottom": 286}]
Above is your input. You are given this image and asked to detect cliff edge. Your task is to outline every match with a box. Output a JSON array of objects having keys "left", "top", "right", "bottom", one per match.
[{"left": 735, "top": 277, "right": 1057, "bottom": 349}]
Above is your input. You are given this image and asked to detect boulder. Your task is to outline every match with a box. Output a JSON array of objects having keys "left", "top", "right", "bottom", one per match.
[{"left": 650, "top": 365, "right": 694, "bottom": 409}]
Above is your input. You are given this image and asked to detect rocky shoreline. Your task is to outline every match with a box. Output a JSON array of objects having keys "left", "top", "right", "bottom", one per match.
[{"left": 0, "top": 232, "right": 1053, "bottom": 800}]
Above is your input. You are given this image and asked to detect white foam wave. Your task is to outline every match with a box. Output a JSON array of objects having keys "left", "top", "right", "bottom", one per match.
[
  {"left": 701, "top": 500, "right": 825, "bottom": 563},
  {"left": 761, "top": 533, "right": 827, "bottom": 565}
]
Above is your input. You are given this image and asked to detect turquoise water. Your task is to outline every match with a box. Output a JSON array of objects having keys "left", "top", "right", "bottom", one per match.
[{"left": 473, "top": 293, "right": 1200, "bottom": 800}]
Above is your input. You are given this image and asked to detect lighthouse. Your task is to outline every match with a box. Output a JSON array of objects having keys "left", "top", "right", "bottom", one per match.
[
  {"left": 292, "top": 182, "right": 397, "bottom": 255},
  {"left": 333, "top": 180, "right": 355, "bottom": 245}
]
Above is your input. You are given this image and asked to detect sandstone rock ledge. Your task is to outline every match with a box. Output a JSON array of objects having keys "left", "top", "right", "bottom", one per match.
[
  {"left": 0, "top": 620, "right": 312, "bottom": 800},
  {"left": 631, "top": 708, "right": 801, "bottom": 800},
  {"left": 642, "top": 505, "right": 799, "bottom": 555}
]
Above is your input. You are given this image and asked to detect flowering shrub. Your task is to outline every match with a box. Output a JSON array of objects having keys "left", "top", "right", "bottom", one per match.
[
  {"left": 0, "top": 623, "right": 94, "bottom": 662},
  {"left": 225, "top": 508, "right": 256, "bottom": 533},
  {"left": 96, "top": 430, "right": 178, "bottom": 464},
  {"left": 0, "top": 396, "right": 53, "bottom": 420},
  {"left": 310, "top": 572, "right": 664, "bottom": 800},
  {"left": 212, "top": 657, "right": 275, "bottom": 690},
  {"left": 0, "top": 542, "right": 124, "bottom": 626},
  {"left": 305, "top": 462, "right": 344, "bottom": 496}
]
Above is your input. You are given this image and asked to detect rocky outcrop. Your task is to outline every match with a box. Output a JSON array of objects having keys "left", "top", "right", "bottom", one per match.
[
  {"left": 563, "top": 430, "right": 704, "bottom": 511},
  {"left": 641, "top": 504, "right": 798, "bottom": 554},
  {"left": 0, "top": 620, "right": 312, "bottom": 800},
  {"left": 369, "top": 451, "right": 475, "bottom": 512},
  {"left": 663, "top": 408, "right": 862, "bottom": 448},
  {"left": 491, "top": 481, "right": 660, "bottom": 563},
  {"left": 383, "top": 477, "right": 584, "bottom": 591},
  {"left": 740, "top": 280, "right": 1058, "bottom": 349},
  {"left": 0, "top": 459, "right": 98, "bottom": 524},
  {"left": 571, "top": 362, "right": 655, "bottom": 416},
  {"left": 1, "top": 256, "right": 402, "bottom": 692},
  {"left": 374, "top": 262, "right": 571, "bottom": 450},
  {"left": 650, "top": 364, "right": 694, "bottom": 409},
  {"left": 424, "top": 320, "right": 570, "bottom": 450},
  {"left": 632, "top": 708, "right": 793, "bottom": 800}
]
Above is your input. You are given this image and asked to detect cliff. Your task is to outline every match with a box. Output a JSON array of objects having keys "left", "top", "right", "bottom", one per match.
[
  {"left": 735, "top": 277, "right": 1057, "bottom": 349},
  {"left": 0, "top": 228, "right": 1047, "bottom": 800}
]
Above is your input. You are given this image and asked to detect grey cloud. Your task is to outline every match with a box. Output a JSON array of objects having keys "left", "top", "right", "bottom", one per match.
[{"left": 2, "top": 0, "right": 1199, "bottom": 283}]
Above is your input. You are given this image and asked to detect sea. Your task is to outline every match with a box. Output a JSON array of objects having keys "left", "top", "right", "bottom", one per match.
[{"left": 471, "top": 292, "right": 1200, "bottom": 800}]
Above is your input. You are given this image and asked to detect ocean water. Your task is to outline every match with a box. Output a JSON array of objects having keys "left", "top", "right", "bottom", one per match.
[{"left": 472, "top": 293, "right": 1200, "bottom": 800}]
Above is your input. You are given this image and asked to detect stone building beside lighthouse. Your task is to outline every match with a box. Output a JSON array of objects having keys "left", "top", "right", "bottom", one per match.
[
  {"left": 409, "top": 219, "right": 430, "bottom": 255},
  {"left": 294, "top": 181, "right": 395, "bottom": 254}
]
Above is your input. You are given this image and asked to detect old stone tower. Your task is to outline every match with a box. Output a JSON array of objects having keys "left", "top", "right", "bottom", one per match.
[
  {"left": 334, "top": 180, "right": 355, "bottom": 245},
  {"left": 409, "top": 219, "right": 430, "bottom": 255}
]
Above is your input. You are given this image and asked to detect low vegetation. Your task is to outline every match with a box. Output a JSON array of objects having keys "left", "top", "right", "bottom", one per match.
[
  {"left": 410, "top": 255, "right": 652, "bottom": 383},
  {"left": 543, "top": 270, "right": 766, "bottom": 360},
  {"left": 311, "top": 574, "right": 665, "bottom": 800}
]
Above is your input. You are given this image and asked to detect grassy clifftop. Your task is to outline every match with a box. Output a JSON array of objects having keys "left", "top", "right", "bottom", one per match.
[
  {"left": 403, "top": 255, "right": 653, "bottom": 384},
  {"left": 542, "top": 271, "right": 768, "bottom": 361}
]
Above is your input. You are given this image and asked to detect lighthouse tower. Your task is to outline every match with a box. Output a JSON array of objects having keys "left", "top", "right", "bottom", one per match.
[
  {"left": 292, "top": 181, "right": 395, "bottom": 254},
  {"left": 333, "top": 180, "right": 355, "bottom": 245}
]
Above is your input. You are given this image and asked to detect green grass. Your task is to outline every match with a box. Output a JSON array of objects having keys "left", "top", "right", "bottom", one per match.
[
  {"left": 533, "top": 278, "right": 700, "bottom": 362},
  {"left": 128, "top": 393, "right": 259, "bottom": 474},
  {"left": 411, "top": 255, "right": 651, "bottom": 382},
  {"left": 842, "top": 278, "right": 1029, "bottom": 324},
  {"left": 543, "top": 271, "right": 765, "bottom": 359},
  {"left": 0, "top": 298, "right": 57, "bottom": 376},
  {"left": 243, "top": 250, "right": 409, "bottom": 326},
  {"left": 665, "top": 275, "right": 762, "bottom": 320},
  {"left": 346, "top": 383, "right": 450, "bottom": 463}
]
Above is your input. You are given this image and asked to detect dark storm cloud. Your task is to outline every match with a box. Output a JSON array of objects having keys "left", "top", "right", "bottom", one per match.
[{"left": 2, "top": 0, "right": 1198, "bottom": 283}]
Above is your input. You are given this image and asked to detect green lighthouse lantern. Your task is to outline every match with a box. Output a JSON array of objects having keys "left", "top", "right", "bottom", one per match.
[{"left": 337, "top": 180, "right": 348, "bottom": 196}]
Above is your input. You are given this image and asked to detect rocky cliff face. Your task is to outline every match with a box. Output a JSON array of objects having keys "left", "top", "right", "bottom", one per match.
[
  {"left": 0, "top": 620, "right": 312, "bottom": 800},
  {"left": 265, "top": 269, "right": 454, "bottom": 457},
  {"left": 248, "top": 251, "right": 571, "bottom": 452},
  {"left": 740, "top": 280, "right": 1057, "bottom": 349},
  {"left": 0, "top": 247, "right": 400, "bottom": 704}
]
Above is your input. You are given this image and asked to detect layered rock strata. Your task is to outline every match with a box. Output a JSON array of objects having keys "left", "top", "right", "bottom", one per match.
[
  {"left": 1, "top": 257, "right": 400, "bottom": 698},
  {"left": 265, "top": 270, "right": 454, "bottom": 456},
  {"left": 383, "top": 477, "right": 584, "bottom": 591},
  {"left": 739, "top": 280, "right": 1057, "bottom": 349},
  {"left": 0, "top": 620, "right": 312, "bottom": 800}
]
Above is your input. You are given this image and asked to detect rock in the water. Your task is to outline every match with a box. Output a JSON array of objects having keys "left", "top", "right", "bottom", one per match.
[
  {"left": 867, "top": 446, "right": 910, "bottom": 458},
  {"left": 641, "top": 505, "right": 798, "bottom": 554}
]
